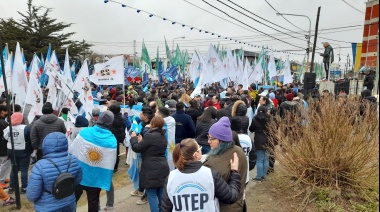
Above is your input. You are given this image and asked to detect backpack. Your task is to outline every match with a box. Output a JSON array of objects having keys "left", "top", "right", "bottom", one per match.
[{"left": 44, "top": 156, "right": 75, "bottom": 199}]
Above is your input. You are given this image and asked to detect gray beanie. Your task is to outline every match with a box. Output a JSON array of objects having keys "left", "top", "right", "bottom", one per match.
[{"left": 97, "top": 111, "right": 114, "bottom": 129}]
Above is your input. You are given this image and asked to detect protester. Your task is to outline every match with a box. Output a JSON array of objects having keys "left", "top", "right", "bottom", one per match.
[
  {"left": 185, "top": 99, "right": 202, "bottom": 126},
  {"left": 161, "top": 138, "right": 241, "bottom": 212},
  {"left": 71, "top": 111, "right": 116, "bottom": 212},
  {"left": 172, "top": 102, "right": 196, "bottom": 144},
  {"left": 109, "top": 103, "right": 126, "bottom": 173},
  {"left": 31, "top": 102, "right": 66, "bottom": 160},
  {"left": 27, "top": 132, "right": 82, "bottom": 212},
  {"left": 89, "top": 108, "right": 100, "bottom": 127},
  {"left": 363, "top": 69, "right": 375, "bottom": 92},
  {"left": 0, "top": 105, "right": 10, "bottom": 189},
  {"left": 231, "top": 100, "right": 250, "bottom": 134},
  {"left": 195, "top": 106, "right": 217, "bottom": 154},
  {"left": 4, "top": 113, "right": 32, "bottom": 194},
  {"left": 130, "top": 116, "right": 169, "bottom": 212},
  {"left": 203, "top": 117, "right": 247, "bottom": 212},
  {"left": 157, "top": 107, "right": 176, "bottom": 171},
  {"left": 320, "top": 42, "right": 334, "bottom": 80},
  {"left": 69, "top": 115, "right": 89, "bottom": 143},
  {"left": 249, "top": 106, "right": 270, "bottom": 181}
]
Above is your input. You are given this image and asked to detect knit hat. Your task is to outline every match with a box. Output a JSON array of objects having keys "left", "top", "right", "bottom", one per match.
[
  {"left": 75, "top": 115, "right": 89, "bottom": 127},
  {"left": 11, "top": 112, "right": 23, "bottom": 126},
  {"left": 269, "top": 92, "right": 275, "bottom": 99},
  {"left": 92, "top": 108, "right": 101, "bottom": 116},
  {"left": 286, "top": 93, "right": 294, "bottom": 101},
  {"left": 42, "top": 102, "right": 54, "bottom": 114},
  {"left": 208, "top": 117, "right": 233, "bottom": 142},
  {"left": 97, "top": 111, "right": 114, "bottom": 129},
  {"left": 230, "top": 117, "right": 242, "bottom": 132}
]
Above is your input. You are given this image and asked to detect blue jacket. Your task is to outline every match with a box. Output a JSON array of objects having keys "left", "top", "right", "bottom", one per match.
[
  {"left": 26, "top": 132, "right": 82, "bottom": 212},
  {"left": 171, "top": 110, "right": 196, "bottom": 144}
]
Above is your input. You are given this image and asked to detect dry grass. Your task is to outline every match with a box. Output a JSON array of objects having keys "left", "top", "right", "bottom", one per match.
[{"left": 268, "top": 97, "right": 379, "bottom": 210}]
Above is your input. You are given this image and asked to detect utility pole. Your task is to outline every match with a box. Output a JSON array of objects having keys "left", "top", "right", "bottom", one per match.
[
  {"left": 133, "top": 40, "right": 136, "bottom": 67},
  {"left": 82, "top": 39, "right": 85, "bottom": 62},
  {"left": 310, "top": 6, "right": 321, "bottom": 73}
]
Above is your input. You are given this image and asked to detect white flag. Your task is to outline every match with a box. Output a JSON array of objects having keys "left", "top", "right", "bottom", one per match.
[
  {"left": 283, "top": 56, "right": 293, "bottom": 85},
  {"left": 73, "top": 60, "right": 94, "bottom": 120},
  {"left": 204, "top": 44, "right": 225, "bottom": 83},
  {"left": 0, "top": 52, "right": 13, "bottom": 93},
  {"left": 26, "top": 54, "right": 43, "bottom": 123},
  {"left": 12, "top": 42, "right": 28, "bottom": 107},
  {"left": 89, "top": 55, "right": 124, "bottom": 85},
  {"left": 189, "top": 51, "right": 201, "bottom": 83},
  {"left": 190, "top": 50, "right": 207, "bottom": 98},
  {"left": 252, "top": 56, "right": 264, "bottom": 84},
  {"left": 242, "top": 58, "right": 252, "bottom": 90},
  {"left": 268, "top": 50, "right": 277, "bottom": 78},
  {"left": 61, "top": 49, "right": 78, "bottom": 115}
]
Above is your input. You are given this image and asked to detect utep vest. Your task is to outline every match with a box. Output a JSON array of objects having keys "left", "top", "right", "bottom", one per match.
[
  {"left": 5, "top": 125, "right": 26, "bottom": 150},
  {"left": 167, "top": 166, "right": 219, "bottom": 212},
  {"left": 238, "top": 134, "right": 252, "bottom": 184}
]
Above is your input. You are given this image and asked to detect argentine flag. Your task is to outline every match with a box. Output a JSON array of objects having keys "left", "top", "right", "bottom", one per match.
[{"left": 69, "top": 126, "right": 117, "bottom": 191}]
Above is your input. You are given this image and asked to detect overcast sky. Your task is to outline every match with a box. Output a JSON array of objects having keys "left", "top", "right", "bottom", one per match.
[{"left": 1, "top": 0, "right": 367, "bottom": 66}]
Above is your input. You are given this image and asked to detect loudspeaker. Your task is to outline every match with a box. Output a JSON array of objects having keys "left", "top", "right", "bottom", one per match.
[{"left": 303, "top": 73, "right": 316, "bottom": 89}]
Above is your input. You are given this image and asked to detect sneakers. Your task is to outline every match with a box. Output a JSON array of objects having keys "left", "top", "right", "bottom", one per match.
[
  {"left": 130, "top": 190, "right": 144, "bottom": 197},
  {"left": 103, "top": 206, "right": 115, "bottom": 212},
  {"left": 20, "top": 188, "right": 27, "bottom": 194},
  {"left": 3, "top": 197, "right": 16, "bottom": 206},
  {"left": 8, "top": 188, "right": 14, "bottom": 194},
  {"left": 136, "top": 195, "right": 148, "bottom": 205},
  {"left": 0, "top": 183, "right": 9, "bottom": 189},
  {"left": 252, "top": 177, "right": 263, "bottom": 182}
]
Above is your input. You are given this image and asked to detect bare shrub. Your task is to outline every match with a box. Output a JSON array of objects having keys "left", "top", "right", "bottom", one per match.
[{"left": 268, "top": 97, "right": 379, "bottom": 208}]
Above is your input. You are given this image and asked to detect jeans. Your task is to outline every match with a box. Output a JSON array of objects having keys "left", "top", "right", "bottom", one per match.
[
  {"left": 255, "top": 150, "right": 269, "bottom": 179},
  {"left": 114, "top": 143, "right": 120, "bottom": 171},
  {"left": 43, "top": 202, "right": 76, "bottom": 212},
  {"left": 200, "top": 144, "right": 211, "bottom": 154},
  {"left": 75, "top": 184, "right": 101, "bottom": 212},
  {"left": 9, "top": 155, "right": 30, "bottom": 189},
  {"left": 145, "top": 187, "right": 163, "bottom": 212},
  {"left": 98, "top": 182, "right": 114, "bottom": 208}
]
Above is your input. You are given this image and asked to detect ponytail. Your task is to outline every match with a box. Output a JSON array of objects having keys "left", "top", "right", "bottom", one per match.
[{"left": 172, "top": 139, "right": 198, "bottom": 171}]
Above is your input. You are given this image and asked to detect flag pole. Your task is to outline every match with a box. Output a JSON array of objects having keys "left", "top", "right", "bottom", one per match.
[{"left": 0, "top": 30, "right": 22, "bottom": 210}]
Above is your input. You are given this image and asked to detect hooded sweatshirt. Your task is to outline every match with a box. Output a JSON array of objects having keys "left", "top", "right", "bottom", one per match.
[{"left": 30, "top": 114, "right": 67, "bottom": 150}]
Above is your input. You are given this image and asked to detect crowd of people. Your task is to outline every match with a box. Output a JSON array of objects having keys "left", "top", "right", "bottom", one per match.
[{"left": 0, "top": 73, "right": 377, "bottom": 211}]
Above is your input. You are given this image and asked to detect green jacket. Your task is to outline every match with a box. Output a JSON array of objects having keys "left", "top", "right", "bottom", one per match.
[{"left": 321, "top": 45, "right": 334, "bottom": 63}]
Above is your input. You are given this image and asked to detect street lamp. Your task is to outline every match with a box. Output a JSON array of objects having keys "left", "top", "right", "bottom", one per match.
[
  {"left": 276, "top": 12, "right": 311, "bottom": 72},
  {"left": 172, "top": 36, "right": 185, "bottom": 53}
]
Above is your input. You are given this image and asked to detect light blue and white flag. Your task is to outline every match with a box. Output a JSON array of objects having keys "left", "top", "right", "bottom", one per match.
[{"left": 70, "top": 126, "right": 117, "bottom": 191}]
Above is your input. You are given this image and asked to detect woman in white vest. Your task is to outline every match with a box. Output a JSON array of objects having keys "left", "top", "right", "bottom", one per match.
[
  {"left": 161, "top": 138, "right": 241, "bottom": 212},
  {"left": 4, "top": 112, "right": 32, "bottom": 194}
]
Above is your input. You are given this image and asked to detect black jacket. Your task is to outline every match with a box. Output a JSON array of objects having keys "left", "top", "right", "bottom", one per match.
[
  {"left": 231, "top": 100, "right": 249, "bottom": 134},
  {"left": 172, "top": 110, "right": 196, "bottom": 144},
  {"left": 363, "top": 74, "right": 375, "bottom": 91},
  {"left": 195, "top": 119, "right": 216, "bottom": 146},
  {"left": 161, "top": 161, "right": 241, "bottom": 212},
  {"left": 249, "top": 117, "right": 269, "bottom": 151},
  {"left": 130, "top": 128, "right": 169, "bottom": 189},
  {"left": 0, "top": 118, "right": 8, "bottom": 156},
  {"left": 279, "top": 101, "right": 300, "bottom": 119},
  {"left": 110, "top": 114, "right": 126, "bottom": 143},
  {"left": 185, "top": 107, "right": 202, "bottom": 126}
]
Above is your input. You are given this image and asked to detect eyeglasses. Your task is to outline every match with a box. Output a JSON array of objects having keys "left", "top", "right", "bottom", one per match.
[
  {"left": 207, "top": 135, "right": 217, "bottom": 141},
  {"left": 193, "top": 145, "right": 202, "bottom": 156}
]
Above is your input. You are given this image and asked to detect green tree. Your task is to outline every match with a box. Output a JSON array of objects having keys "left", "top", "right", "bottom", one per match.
[{"left": 0, "top": 0, "right": 92, "bottom": 63}]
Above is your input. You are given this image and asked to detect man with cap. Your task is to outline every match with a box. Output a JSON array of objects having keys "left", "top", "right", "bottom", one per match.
[
  {"left": 72, "top": 111, "right": 117, "bottom": 212},
  {"left": 320, "top": 42, "right": 334, "bottom": 80},
  {"left": 30, "top": 102, "right": 66, "bottom": 160},
  {"left": 89, "top": 108, "right": 101, "bottom": 127}
]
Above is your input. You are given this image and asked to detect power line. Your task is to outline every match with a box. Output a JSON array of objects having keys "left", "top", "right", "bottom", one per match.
[
  {"left": 200, "top": 0, "right": 304, "bottom": 49},
  {"left": 214, "top": 0, "right": 307, "bottom": 42},
  {"left": 264, "top": 0, "right": 307, "bottom": 33},
  {"left": 341, "top": 0, "right": 365, "bottom": 14},
  {"left": 226, "top": 0, "right": 302, "bottom": 35},
  {"left": 182, "top": 0, "right": 258, "bottom": 35}
]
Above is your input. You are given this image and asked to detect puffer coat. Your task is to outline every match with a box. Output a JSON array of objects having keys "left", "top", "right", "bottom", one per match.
[
  {"left": 231, "top": 100, "right": 250, "bottom": 134},
  {"left": 26, "top": 132, "right": 82, "bottom": 212}
]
